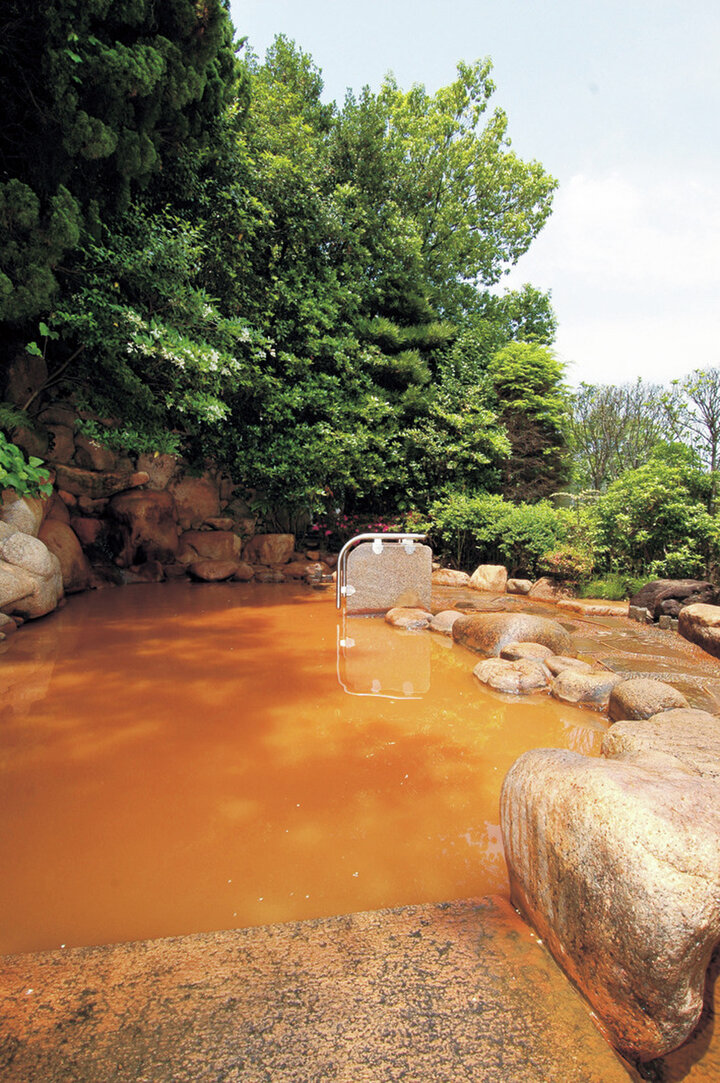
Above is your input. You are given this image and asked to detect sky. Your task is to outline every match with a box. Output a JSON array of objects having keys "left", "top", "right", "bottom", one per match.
[{"left": 229, "top": 0, "right": 720, "bottom": 387}]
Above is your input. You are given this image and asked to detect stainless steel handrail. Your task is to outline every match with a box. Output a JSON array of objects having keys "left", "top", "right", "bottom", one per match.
[{"left": 335, "top": 532, "right": 428, "bottom": 609}]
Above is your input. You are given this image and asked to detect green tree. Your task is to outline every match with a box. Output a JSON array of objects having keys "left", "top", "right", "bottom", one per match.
[
  {"left": 664, "top": 366, "right": 720, "bottom": 511},
  {"left": 486, "top": 342, "right": 570, "bottom": 500},
  {"left": 568, "top": 379, "right": 666, "bottom": 491},
  {"left": 0, "top": 0, "right": 239, "bottom": 327}
]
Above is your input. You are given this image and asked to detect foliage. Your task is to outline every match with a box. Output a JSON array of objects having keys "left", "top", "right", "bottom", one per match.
[
  {"left": 426, "top": 491, "right": 568, "bottom": 574},
  {"left": 538, "top": 545, "right": 594, "bottom": 581},
  {"left": 586, "top": 445, "right": 716, "bottom": 578},
  {"left": 577, "top": 574, "right": 651, "bottom": 601},
  {"left": 663, "top": 366, "right": 720, "bottom": 511},
  {"left": 486, "top": 341, "right": 570, "bottom": 500},
  {"left": 0, "top": 433, "right": 52, "bottom": 497},
  {"left": 0, "top": 0, "right": 239, "bottom": 326},
  {"left": 568, "top": 379, "right": 667, "bottom": 491}
]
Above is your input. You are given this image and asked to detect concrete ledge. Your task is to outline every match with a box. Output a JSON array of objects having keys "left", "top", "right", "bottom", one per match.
[{"left": 0, "top": 897, "right": 639, "bottom": 1083}]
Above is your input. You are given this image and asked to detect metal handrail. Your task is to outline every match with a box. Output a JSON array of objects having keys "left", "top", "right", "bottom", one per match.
[{"left": 335, "top": 532, "right": 428, "bottom": 609}]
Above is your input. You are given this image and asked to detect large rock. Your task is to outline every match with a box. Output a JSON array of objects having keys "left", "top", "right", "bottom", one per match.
[
  {"left": 608, "top": 678, "right": 689, "bottom": 722},
  {"left": 429, "top": 610, "right": 463, "bottom": 636},
  {"left": 107, "top": 490, "right": 179, "bottom": 567},
  {"left": 678, "top": 603, "right": 720, "bottom": 659},
  {"left": 506, "top": 578, "right": 533, "bottom": 595},
  {"left": 177, "top": 529, "right": 241, "bottom": 565},
  {"left": 53, "top": 464, "right": 149, "bottom": 499},
  {"left": 469, "top": 564, "right": 508, "bottom": 593},
  {"left": 473, "top": 658, "right": 550, "bottom": 694},
  {"left": 431, "top": 568, "right": 471, "bottom": 587},
  {"left": 135, "top": 452, "right": 179, "bottom": 491},
  {"left": 602, "top": 708, "right": 720, "bottom": 779},
  {"left": 45, "top": 423, "right": 76, "bottom": 464},
  {"left": 243, "top": 533, "right": 295, "bottom": 566},
  {"left": 187, "top": 559, "right": 239, "bottom": 582},
  {"left": 0, "top": 493, "right": 47, "bottom": 536},
  {"left": 168, "top": 474, "right": 221, "bottom": 530},
  {"left": 551, "top": 669, "right": 623, "bottom": 710},
  {"left": 73, "top": 434, "right": 116, "bottom": 472},
  {"left": 0, "top": 532, "right": 63, "bottom": 618},
  {"left": 38, "top": 519, "right": 92, "bottom": 593},
  {"left": 630, "top": 579, "right": 717, "bottom": 621},
  {"left": 527, "top": 577, "right": 575, "bottom": 602},
  {"left": 499, "top": 641, "right": 554, "bottom": 662},
  {"left": 384, "top": 607, "right": 432, "bottom": 630},
  {"left": 501, "top": 748, "right": 720, "bottom": 1059},
  {"left": 452, "top": 612, "right": 571, "bottom": 658},
  {"left": 0, "top": 563, "right": 36, "bottom": 612}
]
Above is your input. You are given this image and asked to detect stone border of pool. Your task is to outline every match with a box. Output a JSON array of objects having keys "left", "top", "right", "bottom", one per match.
[{"left": 0, "top": 896, "right": 644, "bottom": 1083}]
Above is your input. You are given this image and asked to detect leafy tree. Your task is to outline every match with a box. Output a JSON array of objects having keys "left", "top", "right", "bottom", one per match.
[
  {"left": 486, "top": 342, "right": 570, "bottom": 500},
  {"left": 0, "top": 0, "right": 239, "bottom": 327},
  {"left": 568, "top": 379, "right": 666, "bottom": 491},
  {"left": 664, "top": 366, "right": 720, "bottom": 510},
  {"left": 587, "top": 444, "right": 716, "bottom": 578}
]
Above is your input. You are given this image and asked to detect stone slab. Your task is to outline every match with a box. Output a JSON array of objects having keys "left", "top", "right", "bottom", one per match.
[
  {"left": 346, "top": 541, "right": 432, "bottom": 613},
  {"left": 0, "top": 897, "right": 640, "bottom": 1083}
]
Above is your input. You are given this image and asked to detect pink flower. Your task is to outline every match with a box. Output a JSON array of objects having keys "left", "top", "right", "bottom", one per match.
[{"left": 325, "top": 529, "right": 332, "bottom": 535}]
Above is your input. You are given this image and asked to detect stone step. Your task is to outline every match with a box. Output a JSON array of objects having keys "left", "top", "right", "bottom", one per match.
[{"left": 0, "top": 896, "right": 641, "bottom": 1083}]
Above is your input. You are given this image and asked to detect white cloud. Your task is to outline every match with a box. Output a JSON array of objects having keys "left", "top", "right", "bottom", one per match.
[{"left": 503, "top": 170, "right": 720, "bottom": 385}]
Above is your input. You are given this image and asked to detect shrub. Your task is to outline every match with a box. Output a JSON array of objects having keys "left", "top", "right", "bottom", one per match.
[
  {"left": 577, "top": 574, "right": 651, "bottom": 601},
  {"left": 427, "top": 491, "right": 568, "bottom": 575},
  {"left": 538, "top": 545, "right": 594, "bottom": 581},
  {"left": 0, "top": 433, "right": 52, "bottom": 497}
]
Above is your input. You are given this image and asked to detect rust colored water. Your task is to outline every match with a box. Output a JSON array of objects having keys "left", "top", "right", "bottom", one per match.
[{"left": 0, "top": 582, "right": 607, "bottom": 955}]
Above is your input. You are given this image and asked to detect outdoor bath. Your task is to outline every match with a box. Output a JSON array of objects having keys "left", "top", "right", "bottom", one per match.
[{"left": 0, "top": 580, "right": 605, "bottom": 955}]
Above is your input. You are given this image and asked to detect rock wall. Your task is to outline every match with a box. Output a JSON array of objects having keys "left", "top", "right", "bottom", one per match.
[{"left": 2, "top": 401, "right": 335, "bottom": 621}]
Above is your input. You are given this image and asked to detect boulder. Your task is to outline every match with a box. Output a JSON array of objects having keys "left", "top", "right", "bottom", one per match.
[
  {"left": 0, "top": 493, "right": 47, "bottom": 536},
  {"left": 629, "top": 579, "right": 717, "bottom": 621},
  {"left": 187, "top": 559, "right": 239, "bottom": 582},
  {"left": 53, "top": 464, "right": 149, "bottom": 499},
  {"left": 452, "top": 612, "right": 571, "bottom": 658},
  {"left": 500, "top": 748, "right": 720, "bottom": 1059},
  {"left": 44, "top": 420, "right": 75, "bottom": 463},
  {"left": 602, "top": 708, "right": 720, "bottom": 780},
  {"left": 38, "top": 519, "right": 92, "bottom": 594},
  {"left": 499, "top": 641, "right": 554, "bottom": 662},
  {"left": 0, "top": 563, "right": 36, "bottom": 612},
  {"left": 0, "top": 532, "right": 63, "bottom": 618},
  {"left": 44, "top": 493, "right": 71, "bottom": 524},
  {"left": 527, "top": 577, "right": 575, "bottom": 602},
  {"left": 203, "top": 517, "right": 234, "bottom": 531},
  {"left": 473, "top": 658, "right": 551, "bottom": 694},
  {"left": 544, "top": 655, "right": 593, "bottom": 676},
  {"left": 551, "top": 669, "right": 623, "bottom": 710},
  {"left": 284, "top": 559, "right": 319, "bottom": 579},
  {"left": 429, "top": 610, "right": 463, "bottom": 636},
  {"left": 557, "top": 599, "right": 629, "bottom": 618},
  {"left": 384, "top": 607, "right": 432, "bottom": 630},
  {"left": 168, "top": 474, "right": 221, "bottom": 530},
  {"left": 126, "top": 561, "right": 165, "bottom": 583},
  {"left": 469, "top": 564, "right": 508, "bottom": 593},
  {"left": 608, "top": 678, "right": 689, "bottom": 723},
  {"left": 231, "top": 562, "right": 255, "bottom": 582},
  {"left": 253, "top": 568, "right": 285, "bottom": 583},
  {"left": 107, "top": 490, "right": 179, "bottom": 567},
  {"left": 11, "top": 424, "right": 48, "bottom": 459},
  {"left": 73, "top": 434, "right": 116, "bottom": 472},
  {"left": 678, "top": 603, "right": 720, "bottom": 659},
  {"left": 71, "top": 515, "right": 104, "bottom": 548},
  {"left": 243, "top": 533, "right": 295, "bottom": 566},
  {"left": 506, "top": 578, "right": 533, "bottom": 595},
  {"left": 135, "top": 452, "right": 179, "bottom": 491},
  {"left": 431, "top": 568, "right": 471, "bottom": 587},
  {"left": 4, "top": 351, "right": 47, "bottom": 406},
  {"left": 177, "top": 529, "right": 241, "bottom": 565}
]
